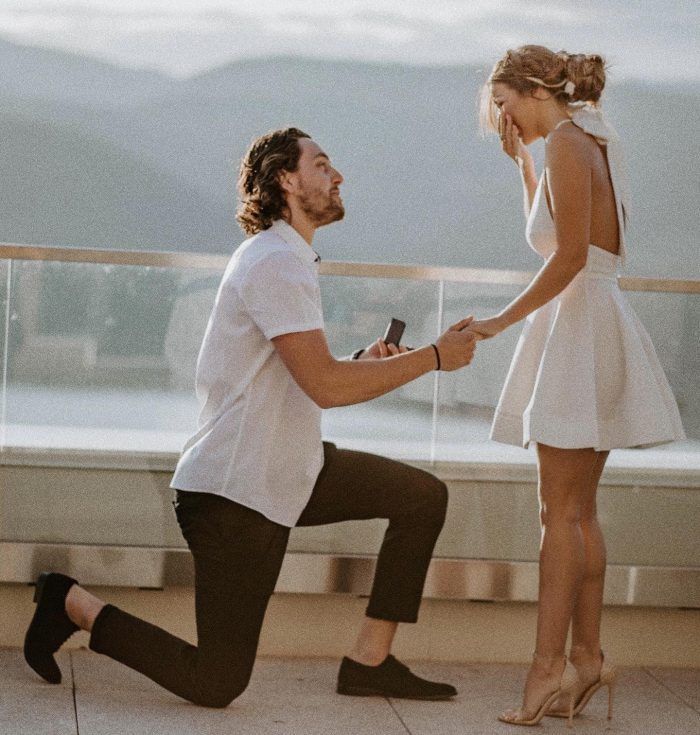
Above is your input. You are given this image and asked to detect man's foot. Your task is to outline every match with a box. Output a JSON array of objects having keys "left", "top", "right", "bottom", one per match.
[
  {"left": 24, "top": 572, "right": 80, "bottom": 684},
  {"left": 337, "top": 655, "right": 457, "bottom": 700}
]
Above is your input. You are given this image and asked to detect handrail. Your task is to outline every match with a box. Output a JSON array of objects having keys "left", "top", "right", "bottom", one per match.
[{"left": 1, "top": 242, "right": 698, "bottom": 294}]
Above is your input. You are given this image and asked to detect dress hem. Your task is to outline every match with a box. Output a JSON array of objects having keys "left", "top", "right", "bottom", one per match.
[{"left": 490, "top": 410, "right": 685, "bottom": 452}]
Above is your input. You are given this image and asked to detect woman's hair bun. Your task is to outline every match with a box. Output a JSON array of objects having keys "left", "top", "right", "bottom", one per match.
[{"left": 564, "top": 52, "right": 606, "bottom": 103}]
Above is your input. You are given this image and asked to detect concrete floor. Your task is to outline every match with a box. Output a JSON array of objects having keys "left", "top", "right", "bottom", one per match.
[{"left": 2, "top": 648, "right": 699, "bottom": 735}]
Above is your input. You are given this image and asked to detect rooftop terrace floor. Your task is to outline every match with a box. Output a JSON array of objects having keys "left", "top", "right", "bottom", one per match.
[{"left": 3, "top": 648, "right": 698, "bottom": 734}]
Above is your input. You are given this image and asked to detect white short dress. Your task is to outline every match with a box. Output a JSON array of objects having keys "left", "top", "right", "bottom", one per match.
[{"left": 490, "top": 108, "right": 685, "bottom": 451}]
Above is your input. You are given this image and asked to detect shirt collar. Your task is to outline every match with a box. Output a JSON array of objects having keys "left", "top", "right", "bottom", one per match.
[{"left": 269, "top": 220, "right": 321, "bottom": 265}]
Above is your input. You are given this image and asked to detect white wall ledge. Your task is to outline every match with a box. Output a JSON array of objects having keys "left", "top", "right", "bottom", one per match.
[{"left": 2, "top": 443, "right": 699, "bottom": 489}]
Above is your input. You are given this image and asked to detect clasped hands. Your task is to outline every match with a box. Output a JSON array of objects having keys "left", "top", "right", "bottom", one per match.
[
  {"left": 467, "top": 314, "right": 508, "bottom": 341},
  {"left": 356, "top": 313, "right": 507, "bottom": 364}
]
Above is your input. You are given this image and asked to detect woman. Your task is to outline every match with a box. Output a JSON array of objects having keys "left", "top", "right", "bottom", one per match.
[{"left": 469, "top": 45, "right": 685, "bottom": 726}]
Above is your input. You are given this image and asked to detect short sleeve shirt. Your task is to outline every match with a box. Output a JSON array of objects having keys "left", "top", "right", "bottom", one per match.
[{"left": 170, "top": 220, "right": 325, "bottom": 527}]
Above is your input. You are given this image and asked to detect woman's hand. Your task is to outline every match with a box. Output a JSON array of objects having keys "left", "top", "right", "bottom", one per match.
[
  {"left": 361, "top": 339, "right": 410, "bottom": 359},
  {"left": 468, "top": 316, "right": 508, "bottom": 341},
  {"left": 499, "top": 113, "right": 533, "bottom": 169}
]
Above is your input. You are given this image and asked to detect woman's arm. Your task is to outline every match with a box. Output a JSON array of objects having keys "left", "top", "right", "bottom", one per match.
[
  {"left": 519, "top": 159, "right": 539, "bottom": 217},
  {"left": 473, "top": 131, "right": 592, "bottom": 338}
]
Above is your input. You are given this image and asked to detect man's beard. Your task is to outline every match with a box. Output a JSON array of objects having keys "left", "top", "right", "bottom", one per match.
[{"left": 298, "top": 191, "right": 345, "bottom": 226}]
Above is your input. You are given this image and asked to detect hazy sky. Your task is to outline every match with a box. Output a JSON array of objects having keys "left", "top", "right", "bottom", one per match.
[{"left": 0, "top": 0, "right": 697, "bottom": 81}]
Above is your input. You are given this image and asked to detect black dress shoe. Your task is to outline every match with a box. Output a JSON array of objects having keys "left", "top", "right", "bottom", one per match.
[
  {"left": 337, "top": 655, "right": 457, "bottom": 700},
  {"left": 24, "top": 572, "right": 80, "bottom": 684}
]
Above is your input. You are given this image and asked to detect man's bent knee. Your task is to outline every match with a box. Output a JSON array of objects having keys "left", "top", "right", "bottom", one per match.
[
  {"left": 192, "top": 675, "right": 250, "bottom": 708},
  {"left": 410, "top": 474, "right": 448, "bottom": 526}
]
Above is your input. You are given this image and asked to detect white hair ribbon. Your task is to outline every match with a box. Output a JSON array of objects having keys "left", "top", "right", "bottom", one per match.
[{"left": 567, "top": 103, "right": 631, "bottom": 260}]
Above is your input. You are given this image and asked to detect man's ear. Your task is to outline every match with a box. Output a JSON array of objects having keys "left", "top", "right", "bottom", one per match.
[{"left": 279, "top": 170, "right": 296, "bottom": 194}]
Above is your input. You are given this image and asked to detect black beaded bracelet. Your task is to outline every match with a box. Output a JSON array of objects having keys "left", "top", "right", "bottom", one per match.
[
  {"left": 351, "top": 348, "right": 365, "bottom": 360},
  {"left": 430, "top": 343, "right": 441, "bottom": 371}
]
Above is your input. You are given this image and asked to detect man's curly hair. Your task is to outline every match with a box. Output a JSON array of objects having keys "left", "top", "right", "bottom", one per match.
[{"left": 236, "top": 127, "right": 311, "bottom": 235}]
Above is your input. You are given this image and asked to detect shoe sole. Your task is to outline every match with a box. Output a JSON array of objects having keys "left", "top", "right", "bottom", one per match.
[{"left": 337, "top": 685, "right": 455, "bottom": 701}]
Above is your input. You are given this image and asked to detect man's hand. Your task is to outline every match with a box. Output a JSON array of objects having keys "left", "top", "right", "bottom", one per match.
[
  {"left": 360, "top": 338, "right": 410, "bottom": 360},
  {"left": 272, "top": 329, "right": 421, "bottom": 408},
  {"left": 434, "top": 317, "right": 477, "bottom": 371}
]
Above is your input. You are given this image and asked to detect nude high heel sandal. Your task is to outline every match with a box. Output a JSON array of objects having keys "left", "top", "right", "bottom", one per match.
[
  {"left": 498, "top": 657, "right": 579, "bottom": 727},
  {"left": 547, "top": 650, "right": 617, "bottom": 720}
]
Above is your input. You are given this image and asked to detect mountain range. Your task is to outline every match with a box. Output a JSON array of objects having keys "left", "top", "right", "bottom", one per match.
[{"left": 1, "top": 37, "right": 698, "bottom": 278}]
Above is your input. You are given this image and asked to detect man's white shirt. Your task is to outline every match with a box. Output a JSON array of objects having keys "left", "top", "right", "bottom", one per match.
[{"left": 170, "top": 219, "right": 325, "bottom": 527}]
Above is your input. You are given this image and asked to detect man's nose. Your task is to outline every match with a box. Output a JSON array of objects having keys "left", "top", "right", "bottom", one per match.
[{"left": 332, "top": 168, "right": 343, "bottom": 184}]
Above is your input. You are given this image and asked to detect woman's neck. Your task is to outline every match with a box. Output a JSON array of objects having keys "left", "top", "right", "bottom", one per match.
[{"left": 538, "top": 105, "right": 571, "bottom": 141}]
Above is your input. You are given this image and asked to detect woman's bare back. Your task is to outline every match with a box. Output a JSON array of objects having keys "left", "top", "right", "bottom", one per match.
[{"left": 545, "top": 124, "right": 620, "bottom": 254}]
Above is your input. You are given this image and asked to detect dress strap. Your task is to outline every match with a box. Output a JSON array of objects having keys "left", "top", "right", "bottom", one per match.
[{"left": 545, "top": 118, "right": 573, "bottom": 141}]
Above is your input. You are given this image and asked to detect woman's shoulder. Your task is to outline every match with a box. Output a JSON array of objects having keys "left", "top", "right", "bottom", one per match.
[{"left": 545, "top": 124, "right": 597, "bottom": 165}]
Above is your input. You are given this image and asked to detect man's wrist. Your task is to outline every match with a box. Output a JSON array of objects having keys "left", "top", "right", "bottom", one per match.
[
  {"left": 412, "top": 344, "right": 440, "bottom": 373},
  {"left": 430, "top": 343, "right": 441, "bottom": 371}
]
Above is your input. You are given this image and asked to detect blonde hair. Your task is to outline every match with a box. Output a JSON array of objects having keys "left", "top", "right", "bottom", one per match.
[{"left": 479, "top": 44, "right": 607, "bottom": 133}]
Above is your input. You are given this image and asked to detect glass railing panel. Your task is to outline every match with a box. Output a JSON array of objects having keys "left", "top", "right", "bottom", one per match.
[
  {"left": 295, "top": 276, "right": 522, "bottom": 558},
  {"left": 318, "top": 274, "right": 440, "bottom": 461},
  {"left": 624, "top": 290, "right": 699, "bottom": 441},
  {"left": 290, "top": 274, "right": 441, "bottom": 554},
  {"left": 1, "top": 251, "right": 697, "bottom": 560},
  {"left": 432, "top": 280, "right": 526, "bottom": 463},
  {"left": 2, "top": 257, "right": 222, "bottom": 547},
  {"left": 3, "top": 258, "right": 221, "bottom": 454}
]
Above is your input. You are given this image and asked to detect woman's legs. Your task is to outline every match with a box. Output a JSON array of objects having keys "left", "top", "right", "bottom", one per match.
[
  {"left": 571, "top": 450, "right": 609, "bottom": 656},
  {"left": 534, "top": 443, "right": 602, "bottom": 658},
  {"left": 564, "top": 450, "right": 609, "bottom": 691},
  {"left": 505, "top": 443, "right": 602, "bottom": 719}
]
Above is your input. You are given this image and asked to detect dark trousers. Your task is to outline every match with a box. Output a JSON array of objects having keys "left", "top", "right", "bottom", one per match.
[{"left": 89, "top": 442, "right": 448, "bottom": 708}]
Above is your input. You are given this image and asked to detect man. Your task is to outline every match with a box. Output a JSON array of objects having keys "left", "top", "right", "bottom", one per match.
[{"left": 24, "top": 128, "right": 477, "bottom": 708}]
